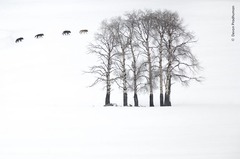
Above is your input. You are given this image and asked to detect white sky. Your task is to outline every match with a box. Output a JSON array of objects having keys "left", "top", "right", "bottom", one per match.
[{"left": 0, "top": 0, "right": 239, "bottom": 106}]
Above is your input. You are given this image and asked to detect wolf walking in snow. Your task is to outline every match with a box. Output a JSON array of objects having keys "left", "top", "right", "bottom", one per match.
[
  {"left": 35, "top": 33, "right": 44, "bottom": 38},
  {"left": 15, "top": 37, "right": 24, "bottom": 43},
  {"left": 79, "top": 29, "right": 88, "bottom": 34},
  {"left": 62, "top": 30, "right": 71, "bottom": 35}
]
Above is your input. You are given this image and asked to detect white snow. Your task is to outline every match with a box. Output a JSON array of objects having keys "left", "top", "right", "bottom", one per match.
[
  {"left": 0, "top": 104, "right": 240, "bottom": 159},
  {"left": 0, "top": 0, "right": 240, "bottom": 158}
]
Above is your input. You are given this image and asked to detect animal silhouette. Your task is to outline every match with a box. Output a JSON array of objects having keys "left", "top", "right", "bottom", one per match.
[
  {"left": 15, "top": 29, "right": 89, "bottom": 43},
  {"left": 79, "top": 29, "right": 88, "bottom": 34},
  {"left": 15, "top": 37, "right": 24, "bottom": 43},
  {"left": 62, "top": 30, "right": 71, "bottom": 35},
  {"left": 35, "top": 34, "right": 44, "bottom": 38}
]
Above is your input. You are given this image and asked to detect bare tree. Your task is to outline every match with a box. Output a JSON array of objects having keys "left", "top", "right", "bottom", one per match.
[
  {"left": 87, "top": 9, "right": 202, "bottom": 107},
  {"left": 152, "top": 10, "right": 167, "bottom": 106},
  {"left": 87, "top": 20, "right": 117, "bottom": 106},
  {"left": 163, "top": 10, "right": 202, "bottom": 106},
  {"left": 111, "top": 17, "right": 130, "bottom": 106},
  {"left": 134, "top": 10, "right": 157, "bottom": 107},
  {"left": 125, "top": 11, "right": 146, "bottom": 106}
]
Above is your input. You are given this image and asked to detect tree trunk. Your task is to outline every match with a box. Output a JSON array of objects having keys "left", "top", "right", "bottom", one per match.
[
  {"left": 134, "top": 93, "right": 139, "bottom": 107},
  {"left": 164, "top": 75, "right": 171, "bottom": 106},
  {"left": 159, "top": 57, "right": 164, "bottom": 106},
  {"left": 150, "top": 93, "right": 154, "bottom": 107},
  {"left": 164, "top": 38, "right": 172, "bottom": 106},
  {"left": 129, "top": 37, "right": 139, "bottom": 107},
  {"left": 105, "top": 75, "right": 111, "bottom": 106},
  {"left": 164, "top": 93, "right": 171, "bottom": 106},
  {"left": 123, "top": 92, "right": 128, "bottom": 106},
  {"left": 105, "top": 92, "right": 110, "bottom": 106},
  {"left": 160, "top": 93, "right": 164, "bottom": 106},
  {"left": 121, "top": 44, "right": 128, "bottom": 106},
  {"left": 147, "top": 45, "right": 154, "bottom": 107},
  {"left": 159, "top": 42, "right": 164, "bottom": 106}
]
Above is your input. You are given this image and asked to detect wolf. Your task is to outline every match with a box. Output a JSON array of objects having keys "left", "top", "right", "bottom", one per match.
[
  {"left": 79, "top": 29, "right": 88, "bottom": 34},
  {"left": 15, "top": 37, "right": 24, "bottom": 43},
  {"left": 62, "top": 30, "right": 71, "bottom": 35},
  {"left": 35, "top": 34, "right": 44, "bottom": 38}
]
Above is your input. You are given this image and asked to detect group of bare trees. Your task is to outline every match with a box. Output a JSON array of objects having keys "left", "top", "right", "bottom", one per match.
[{"left": 87, "top": 9, "right": 202, "bottom": 107}]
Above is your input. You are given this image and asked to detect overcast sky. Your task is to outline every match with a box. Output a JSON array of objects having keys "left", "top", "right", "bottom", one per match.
[{"left": 0, "top": 0, "right": 239, "bottom": 106}]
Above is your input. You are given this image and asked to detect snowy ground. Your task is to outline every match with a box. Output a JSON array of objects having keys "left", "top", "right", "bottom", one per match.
[
  {"left": 0, "top": 104, "right": 240, "bottom": 159},
  {"left": 0, "top": 0, "right": 240, "bottom": 158}
]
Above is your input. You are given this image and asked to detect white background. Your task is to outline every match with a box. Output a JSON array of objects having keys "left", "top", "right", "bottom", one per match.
[{"left": 0, "top": 1, "right": 240, "bottom": 159}]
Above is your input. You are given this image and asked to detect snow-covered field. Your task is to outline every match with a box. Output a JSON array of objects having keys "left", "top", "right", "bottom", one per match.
[
  {"left": 0, "top": 0, "right": 240, "bottom": 158},
  {"left": 0, "top": 104, "right": 240, "bottom": 159}
]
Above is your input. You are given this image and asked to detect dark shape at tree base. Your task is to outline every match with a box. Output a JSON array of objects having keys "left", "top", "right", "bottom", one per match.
[
  {"left": 150, "top": 93, "right": 154, "bottom": 107},
  {"left": 164, "top": 93, "right": 171, "bottom": 106},
  {"left": 105, "top": 92, "right": 110, "bottom": 106},
  {"left": 134, "top": 93, "right": 139, "bottom": 107},
  {"left": 160, "top": 93, "right": 164, "bottom": 106},
  {"left": 123, "top": 92, "right": 128, "bottom": 106}
]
